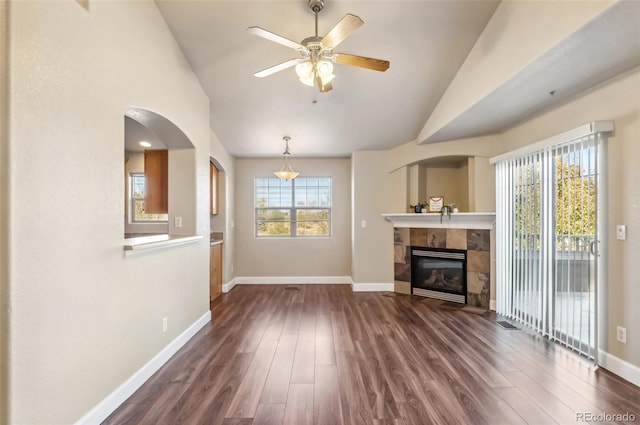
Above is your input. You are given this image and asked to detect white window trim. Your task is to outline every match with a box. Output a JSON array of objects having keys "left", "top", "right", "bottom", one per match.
[{"left": 254, "top": 177, "right": 332, "bottom": 238}]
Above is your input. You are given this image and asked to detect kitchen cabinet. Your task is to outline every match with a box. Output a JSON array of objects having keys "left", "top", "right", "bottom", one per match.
[
  {"left": 144, "top": 149, "right": 168, "bottom": 214},
  {"left": 210, "top": 161, "right": 219, "bottom": 215},
  {"left": 210, "top": 242, "right": 223, "bottom": 301}
]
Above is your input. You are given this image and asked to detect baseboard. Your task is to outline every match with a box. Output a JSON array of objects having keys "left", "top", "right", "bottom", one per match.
[
  {"left": 598, "top": 351, "right": 640, "bottom": 387},
  {"left": 232, "top": 276, "right": 352, "bottom": 285},
  {"left": 75, "top": 311, "right": 211, "bottom": 425},
  {"left": 227, "top": 277, "right": 392, "bottom": 292},
  {"left": 222, "top": 278, "right": 237, "bottom": 293},
  {"left": 490, "top": 299, "right": 496, "bottom": 311},
  {"left": 352, "top": 282, "right": 394, "bottom": 292}
]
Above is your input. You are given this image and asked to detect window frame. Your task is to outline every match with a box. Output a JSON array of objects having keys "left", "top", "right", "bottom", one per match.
[
  {"left": 129, "top": 172, "right": 169, "bottom": 223},
  {"left": 254, "top": 177, "right": 332, "bottom": 238}
]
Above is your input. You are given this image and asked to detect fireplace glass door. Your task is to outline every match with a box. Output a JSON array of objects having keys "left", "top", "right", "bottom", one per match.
[{"left": 411, "top": 248, "right": 467, "bottom": 304}]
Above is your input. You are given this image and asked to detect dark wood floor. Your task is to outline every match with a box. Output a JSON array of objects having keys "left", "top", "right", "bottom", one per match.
[{"left": 104, "top": 285, "right": 640, "bottom": 425}]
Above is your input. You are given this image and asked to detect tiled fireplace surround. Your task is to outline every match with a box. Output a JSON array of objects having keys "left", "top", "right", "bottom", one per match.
[{"left": 393, "top": 226, "right": 492, "bottom": 309}]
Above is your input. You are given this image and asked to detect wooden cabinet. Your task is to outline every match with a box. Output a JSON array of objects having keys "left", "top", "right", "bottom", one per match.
[
  {"left": 210, "top": 243, "right": 223, "bottom": 302},
  {"left": 210, "top": 161, "right": 219, "bottom": 215},
  {"left": 144, "top": 149, "right": 168, "bottom": 214}
]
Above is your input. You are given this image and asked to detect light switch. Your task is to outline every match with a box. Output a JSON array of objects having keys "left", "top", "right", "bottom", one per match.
[
  {"left": 175, "top": 216, "right": 183, "bottom": 228},
  {"left": 616, "top": 224, "right": 626, "bottom": 240},
  {"left": 361, "top": 220, "right": 367, "bottom": 228}
]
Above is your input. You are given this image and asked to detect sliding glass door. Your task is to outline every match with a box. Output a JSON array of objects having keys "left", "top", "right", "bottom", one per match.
[
  {"left": 551, "top": 138, "right": 597, "bottom": 357},
  {"left": 494, "top": 125, "right": 609, "bottom": 360}
]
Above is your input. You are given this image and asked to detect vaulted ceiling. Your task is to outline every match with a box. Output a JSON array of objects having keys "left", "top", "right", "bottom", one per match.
[{"left": 155, "top": 0, "right": 640, "bottom": 158}]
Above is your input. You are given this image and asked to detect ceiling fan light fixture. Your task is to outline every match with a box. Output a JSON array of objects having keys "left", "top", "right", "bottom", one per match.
[
  {"left": 300, "top": 74, "right": 316, "bottom": 87},
  {"left": 317, "top": 60, "right": 335, "bottom": 86},
  {"left": 274, "top": 136, "right": 299, "bottom": 180},
  {"left": 317, "top": 60, "right": 333, "bottom": 77},
  {"left": 296, "top": 61, "right": 316, "bottom": 86},
  {"left": 248, "top": 1, "right": 389, "bottom": 93},
  {"left": 295, "top": 61, "right": 313, "bottom": 79}
]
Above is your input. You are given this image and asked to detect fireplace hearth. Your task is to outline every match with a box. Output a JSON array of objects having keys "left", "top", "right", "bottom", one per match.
[{"left": 411, "top": 247, "right": 467, "bottom": 304}]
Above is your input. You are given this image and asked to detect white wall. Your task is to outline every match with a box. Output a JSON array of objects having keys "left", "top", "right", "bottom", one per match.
[
  {"left": 499, "top": 67, "right": 640, "bottom": 372},
  {"left": 7, "top": 2, "right": 214, "bottom": 423},
  {"left": 234, "top": 157, "right": 351, "bottom": 278}
]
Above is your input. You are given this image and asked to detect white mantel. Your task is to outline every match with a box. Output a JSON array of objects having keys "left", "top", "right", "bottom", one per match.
[{"left": 382, "top": 212, "right": 496, "bottom": 229}]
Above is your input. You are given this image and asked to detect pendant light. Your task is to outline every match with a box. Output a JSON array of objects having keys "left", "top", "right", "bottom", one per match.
[{"left": 274, "top": 136, "right": 299, "bottom": 180}]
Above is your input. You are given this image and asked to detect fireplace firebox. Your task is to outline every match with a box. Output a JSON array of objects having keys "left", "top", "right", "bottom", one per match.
[{"left": 411, "top": 247, "right": 467, "bottom": 304}]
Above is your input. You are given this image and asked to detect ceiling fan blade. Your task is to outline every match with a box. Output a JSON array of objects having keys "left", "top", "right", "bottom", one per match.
[
  {"left": 247, "top": 26, "right": 305, "bottom": 51},
  {"left": 315, "top": 73, "right": 333, "bottom": 92},
  {"left": 319, "top": 82, "right": 333, "bottom": 92},
  {"left": 333, "top": 53, "right": 390, "bottom": 72},
  {"left": 254, "top": 59, "right": 299, "bottom": 78},
  {"left": 321, "top": 13, "right": 364, "bottom": 49}
]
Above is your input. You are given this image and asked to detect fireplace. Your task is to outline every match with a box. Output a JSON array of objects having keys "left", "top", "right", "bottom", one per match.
[{"left": 411, "top": 247, "right": 467, "bottom": 304}]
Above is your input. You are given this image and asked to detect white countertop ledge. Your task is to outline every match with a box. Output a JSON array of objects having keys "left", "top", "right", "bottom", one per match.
[
  {"left": 382, "top": 212, "right": 496, "bottom": 229},
  {"left": 124, "top": 234, "right": 203, "bottom": 254}
]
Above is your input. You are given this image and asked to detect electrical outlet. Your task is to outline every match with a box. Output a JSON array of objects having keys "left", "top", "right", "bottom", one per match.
[
  {"left": 361, "top": 220, "right": 367, "bottom": 228},
  {"left": 175, "top": 216, "right": 183, "bottom": 228},
  {"left": 616, "top": 225, "right": 627, "bottom": 240},
  {"left": 162, "top": 317, "right": 168, "bottom": 333},
  {"left": 617, "top": 326, "right": 627, "bottom": 344}
]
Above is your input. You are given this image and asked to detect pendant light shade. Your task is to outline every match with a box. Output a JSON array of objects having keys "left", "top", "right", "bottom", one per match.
[{"left": 274, "top": 136, "right": 299, "bottom": 180}]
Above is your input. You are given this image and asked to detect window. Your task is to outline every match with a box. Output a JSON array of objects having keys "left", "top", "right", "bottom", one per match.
[
  {"left": 130, "top": 173, "right": 168, "bottom": 222},
  {"left": 255, "top": 177, "right": 331, "bottom": 237}
]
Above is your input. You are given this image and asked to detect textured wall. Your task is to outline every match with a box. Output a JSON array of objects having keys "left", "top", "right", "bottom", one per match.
[{"left": 8, "top": 2, "right": 212, "bottom": 423}]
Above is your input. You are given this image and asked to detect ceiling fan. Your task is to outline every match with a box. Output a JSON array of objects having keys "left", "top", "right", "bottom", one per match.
[{"left": 248, "top": 0, "right": 390, "bottom": 92}]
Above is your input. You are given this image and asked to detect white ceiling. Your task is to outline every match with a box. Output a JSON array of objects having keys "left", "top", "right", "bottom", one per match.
[{"left": 154, "top": 0, "right": 640, "bottom": 158}]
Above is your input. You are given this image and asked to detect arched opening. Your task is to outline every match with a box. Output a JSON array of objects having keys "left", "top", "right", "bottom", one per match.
[{"left": 124, "top": 107, "right": 196, "bottom": 239}]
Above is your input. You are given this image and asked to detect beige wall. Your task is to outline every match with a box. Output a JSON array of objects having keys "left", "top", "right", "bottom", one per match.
[
  {"left": 425, "top": 163, "right": 469, "bottom": 212},
  {"left": 234, "top": 157, "right": 351, "bottom": 278},
  {"left": 386, "top": 167, "right": 409, "bottom": 214},
  {"left": 351, "top": 151, "right": 395, "bottom": 284},
  {"left": 7, "top": 2, "right": 215, "bottom": 423},
  {"left": 385, "top": 134, "right": 503, "bottom": 173},
  {"left": 468, "top": 156, "right": 495, "bottom": 212},
  {"left": 209, "top": 129, "right": 236, "bottom": 285},
  {"left": 499, "top": 67, "right": 640, "bottom": 368},
  {"left": 0, "top": 1, "right": 8, "bottom": 423},
  {"left": 418, "top": 0, "right": 615, "bottom": 142},
  {"left": 347, "top": 135, "right": 499, "bottom": 289}
]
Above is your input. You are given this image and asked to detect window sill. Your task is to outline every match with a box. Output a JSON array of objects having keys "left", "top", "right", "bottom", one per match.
[{"left": 124, "top": 234, "right": 203, "bottom": 256}]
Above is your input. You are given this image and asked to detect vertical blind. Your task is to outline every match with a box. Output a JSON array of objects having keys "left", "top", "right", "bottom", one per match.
[{"left": 493, "top": 123, "right": 611, "bottom": 360}]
